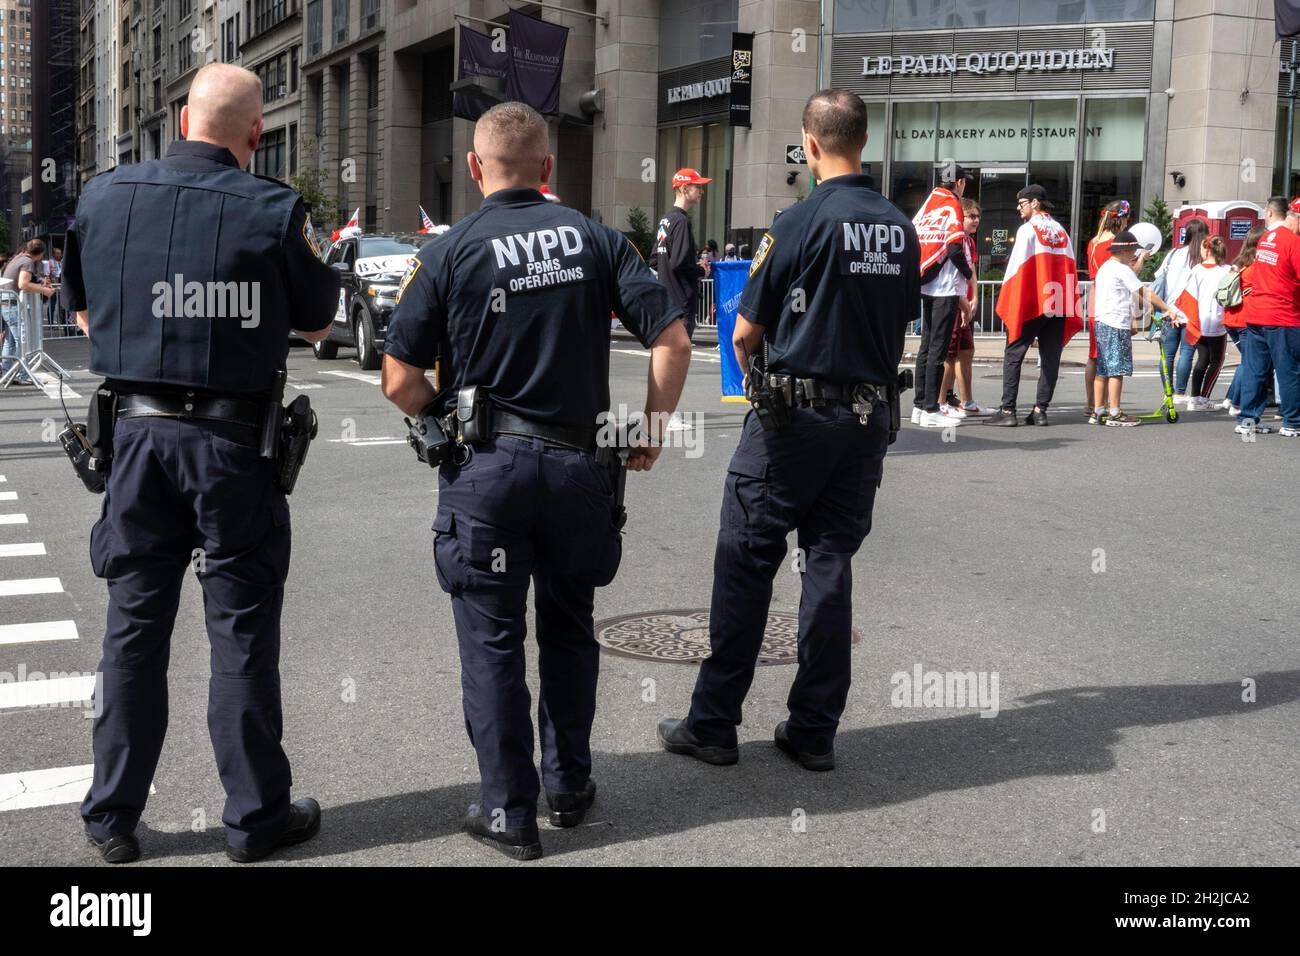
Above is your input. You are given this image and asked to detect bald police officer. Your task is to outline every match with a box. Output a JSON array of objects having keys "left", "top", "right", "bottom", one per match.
[
  {"left": 659, "top": 90, "right": 919, "bottom": 771},
  {"left": 61, "top": 64, "right": 339, "bottom": 863},
  {"left": 382, "top": 102, "right": 692, "bottom": 860}
]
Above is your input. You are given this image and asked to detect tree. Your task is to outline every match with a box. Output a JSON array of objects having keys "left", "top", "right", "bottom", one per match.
[
  {"left": 1138, "top": 196, "right": 1173, "bottom": 281},
  {"left": 290, "top": 167, "right": 338, "bottom": 230},
  {"left": 624, "top": 206, "right": 654, "bottom": 259}
]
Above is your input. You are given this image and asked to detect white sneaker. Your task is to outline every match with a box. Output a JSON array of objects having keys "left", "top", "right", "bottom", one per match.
[
  {"left": 1188, "top": 397, "right": 1211, "bottom": 411},
  {"left": 1228, "top": 404, "right": 1241, "bottom": 416},
  {"left": 1173, "top": 394, "right": 1193, "bottom": 406},
  {"left": 665, "top": 412, "right": 691, "bottom": 433},
  {"left": 1235, "top": 420, "right": 1275, "bottom": 435},
  {"left": 919, "top": 410, "right": 960, "bottom": 428},
  {"left": 1215, "top": 399, "right": 1232, "bottom": 410},
  {"left": 962, "top": 401, "right": 991, "bottom": 415},
  {"left": 939, "top": 403, "right": 967, "bottom": 419},
  {"left": 1280, "top": 426, "right": 1300, "bottom": 437},
  {"left": 910, "top": 406, "right": 923, "bottom": 425}
]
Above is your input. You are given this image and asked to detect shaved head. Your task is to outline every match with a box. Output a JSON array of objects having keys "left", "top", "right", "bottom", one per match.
[
  {"left": 470, "top": 102, "right": 552, "bottom": 194},
  {"left": 182, "top": 63, "right": 264, "bottom": 166}
]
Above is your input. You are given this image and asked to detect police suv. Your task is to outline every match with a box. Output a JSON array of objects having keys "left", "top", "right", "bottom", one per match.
[{"left": 312, "top": 233, "right": 426, "bottom": 369}]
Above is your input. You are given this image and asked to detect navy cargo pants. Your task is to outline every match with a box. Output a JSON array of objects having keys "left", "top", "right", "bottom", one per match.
[
  {"left": 432, "top": 436, "right": 622, "bottom": 828},
  {"left": 686, "top": 401, "right": 890, "bottom": 755},
  {"left": 81, "top": 416, "right": 293, "bottom": 851}
]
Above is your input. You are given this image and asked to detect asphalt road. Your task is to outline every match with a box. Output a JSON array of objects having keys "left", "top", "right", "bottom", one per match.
[{"left": 1, "top": 336, "right": 1296, "bottom": 867}]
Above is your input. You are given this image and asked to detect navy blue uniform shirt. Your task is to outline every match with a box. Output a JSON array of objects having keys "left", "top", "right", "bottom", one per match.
[
  {"left": 61, "top": 140, "right": 339, "bottom": 396},
  {"left": 386, "top": 187, "right": 683, "bottom": 428},
  {"left": 739, "top": 173, "right": 920, "bottom": 386}
]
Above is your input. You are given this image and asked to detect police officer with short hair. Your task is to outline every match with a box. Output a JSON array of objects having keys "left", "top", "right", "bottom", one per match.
[
  {"left": 659, "top": 89, "right": 919, "bottom": 771},
  {"left": 61, "top": 63, "right": 339, "bottom": 864},
  {"left": 382, "top": 101, "right": 692, "bottom": 860}
]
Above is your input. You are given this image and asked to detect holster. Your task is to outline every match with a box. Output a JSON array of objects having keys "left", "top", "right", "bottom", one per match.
[
  {"left": 746, "top": 356, "right": 793, "bottom": 431},
  {"left": 275, "top": 395, "right": 317, "bottom": 495},
  {"left": 61, "top": 388, "right": 115, "bottom": 494},
  {"left": 595, "top": 424, "right": 630, "bottom": 530}
]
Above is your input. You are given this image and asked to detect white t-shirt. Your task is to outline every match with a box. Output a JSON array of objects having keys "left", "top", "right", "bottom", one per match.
[
  {"left": 920, "top": 242, "right": 971, "bottom": 298},
  {"left": 1093, "top": 257, "right": 1144, "bottom": 330},
  {"left": 1185, "top": 262, "right": 1231, "bottom": 337},
  {"left": 1155, "top": 245, "right": 1194, "bottom": 303}
]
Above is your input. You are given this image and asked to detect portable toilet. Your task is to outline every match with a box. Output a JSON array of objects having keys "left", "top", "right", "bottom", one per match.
[{"left": 1172, "top": 201, "right": 1264, "bottom": 261}]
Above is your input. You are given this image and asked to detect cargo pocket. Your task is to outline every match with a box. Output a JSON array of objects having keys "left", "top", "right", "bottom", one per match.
[
  {"left": 431, "top": 511, "right": 469, "bottom": 596},
  {"left": 88, "top": 512, "right": 115, "bottom": 579},
  {"left": 722, "top": 452, "right": 769, "bottom": 540},
  {"left": 560, "top": 456, "right": 623, "bottom": 588}
]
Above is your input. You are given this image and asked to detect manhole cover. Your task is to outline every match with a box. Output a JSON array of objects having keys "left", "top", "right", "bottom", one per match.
[{"left": 594, "top": 609, "right": 862, "bottom": 665}]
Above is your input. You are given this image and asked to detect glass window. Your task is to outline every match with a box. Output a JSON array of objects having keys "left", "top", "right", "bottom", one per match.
[
  {"left": 658, "top": 0, "right": 738, "bottom": 71},
  {"left": 1081, "top": 96, "right": 1145, "bottom": 271},
  {"left": 833, "top": 0, "right": 891, "bottom": 32},
  {"left": 861, "top": 99, "right": 885, "bottom": 163},
  {"left": 833, "top": 0, "right": 1152, "bottom": 32},
  {"left": 937, "top": 100, "right": 1030, "bottom": 163},
  {"left": 890, "top": 101, "right": 937, "bottom": 217},
  {"left": 1028, "top": 99, "right": 1076, "bottom": 163}
]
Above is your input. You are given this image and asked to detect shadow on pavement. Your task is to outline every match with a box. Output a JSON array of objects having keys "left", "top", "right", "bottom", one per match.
[{"left": 137, "top": 669, "right": 1297, "bottom": 863}]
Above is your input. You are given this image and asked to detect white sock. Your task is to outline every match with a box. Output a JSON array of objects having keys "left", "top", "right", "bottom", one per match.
[{"left": 1109, "top": 406, "right": 1120, "bottom": 417}]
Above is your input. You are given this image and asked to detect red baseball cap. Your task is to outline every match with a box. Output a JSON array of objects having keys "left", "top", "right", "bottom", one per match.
[
  {"left": 1288, "top": 197, "right": 1300, "bottom": 215},
  {"left": 672, "top": 168, "right": 712, "bottom": 188}
]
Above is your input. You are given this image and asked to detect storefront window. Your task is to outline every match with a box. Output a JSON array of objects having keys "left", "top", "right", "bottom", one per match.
[
  {"left": 659, "top": 0, "right": 738, "bottom": 72},
  {"left": 861, "top": 99, "right": 886, "bottom": 189},
  {"left": 656, "top": 123, "right": 733, "bottom": 248},
  {"left": 889, "top": 101, "right": 937, "bottom": 216},
  {"left": 1080, "top": 97, "right": 1145, "bottom": 272},
  {"left": 834, "top": 0, "right": 1152, "bottom": 33}
]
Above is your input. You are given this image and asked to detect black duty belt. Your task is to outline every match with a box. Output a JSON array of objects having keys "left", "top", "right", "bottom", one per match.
[
  {"left": 493, "top": 410, "right": 598, "bottom": 453},
  {"left": 116, "top": 392, "right": 263, "bottom": 428},
  {"left": 793, "top": 379, "right": 859, "bottom": 407}
]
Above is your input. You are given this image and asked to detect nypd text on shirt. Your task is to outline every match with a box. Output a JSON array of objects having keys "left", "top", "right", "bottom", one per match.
[
  {"left": 837, "top": 221, "right": 908, "bottom": 276},
  {"left": 488, "top": 226, "right": 590, "bottom": 293}
]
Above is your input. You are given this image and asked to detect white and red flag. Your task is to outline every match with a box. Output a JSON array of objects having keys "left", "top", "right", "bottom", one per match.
[
  {"left": 995, "top": 213, "right": 1082, "bottom": 344},
  {"left": 912, "top": 187, "right": 965, "bottom": 275},
  {"left": 332, "top": 208, "right": 362, "bottom": 242}
]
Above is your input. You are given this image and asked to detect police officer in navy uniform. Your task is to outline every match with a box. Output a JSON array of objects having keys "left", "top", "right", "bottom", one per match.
[
  {"left": 659, "top": 89, "right": 919, "bottom": 771},
  {"left": 60, "top": 64, "right": 339, "bottom": 863},
  {"left": 382, "top": 102, "right": 692, "bottom": 860}
]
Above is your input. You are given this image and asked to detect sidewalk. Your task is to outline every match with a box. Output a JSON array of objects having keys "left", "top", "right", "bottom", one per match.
[{"left": 614, "top": 324, "right": 1233, "bottom": 372}]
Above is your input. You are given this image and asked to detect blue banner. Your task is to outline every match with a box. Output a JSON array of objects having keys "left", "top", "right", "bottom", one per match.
[
  {"left": 506, "top": 11, "right": 569, "bottom": 116},
  {"left": 712, "top": 260, "right": 750, "bottom": 399},
  {"left": 454, "top": 25, "right": 508, "bottom": 121}
]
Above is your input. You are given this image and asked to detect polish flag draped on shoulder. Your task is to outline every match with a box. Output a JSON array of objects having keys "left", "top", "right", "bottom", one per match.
[
  {"left": 912, "top": 187, "right": 965, "bottom": 275},
  {"left": 1176, "top": 270, "right": 1204, "bottom": 347},
  {"left": 995, "top": 212, "right": 1082, "bottom": 344}
]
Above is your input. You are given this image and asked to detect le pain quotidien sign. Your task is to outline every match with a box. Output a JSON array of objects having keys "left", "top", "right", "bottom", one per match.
[{"left": 864, "top": 47, "right": 1115, "bottom": 76}]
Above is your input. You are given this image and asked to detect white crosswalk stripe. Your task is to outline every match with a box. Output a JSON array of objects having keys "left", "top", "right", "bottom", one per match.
[
  {"left": 287, "top": 377, "right": 324, "bottom": 390},
  {"left": 32, "top": 372, "right": 82, "bottom": 401},
  {"left": 0, "top": 675, "right": 97, "bottom": 711},
  {"left": 322, "top": 369, "right": 381, "bottom": 385},
  {"left": 0, "top": 514, "right": 28, "bottom": 525},
  {"left": 0, "top": 543, "right": 45, "bottom": 557},
  {"left": 0, "top": 577, "right": 63, "bottom": 596},
  {"left": 0, "top": 765, "right": 154, "bottom": 812},
  {"left": 0, "top": 491, "right": 16, "bottom": 501},
  {"left": 0, "top": 620, "right": 78, "bottom": 645}
]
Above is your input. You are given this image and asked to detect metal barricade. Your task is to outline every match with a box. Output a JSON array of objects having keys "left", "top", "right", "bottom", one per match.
[
  {"left": 1, "top": 289, "right": 68, "bottom": 388},
  {"left": 696, "top": 277, "right": 716, "bottom": 328}
]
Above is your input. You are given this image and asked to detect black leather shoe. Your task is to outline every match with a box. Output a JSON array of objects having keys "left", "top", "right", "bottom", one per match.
[
  {"left": 87, "top": 831, "right": 141, "bottom": 864},
  {"left": 546, "top": 779, "right": 596, "bottom": 828},
  {"left": 774, "top": 721, "right": 835, "bottom": 772},
  {"left": 463, "top": 807, "right": 542, "bottom": 860},
  {"left": 1024, "top": 407, "right": 1049, "bottom": 426},
  {"left": 657, "top": 717, "right": 739, "bottom": 765},
  {"left": 983, "top": 408, "right": 1018, "bottom": 426},
  {"left": 226, "top": 797, "right": 321, "bottom": 863}
]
